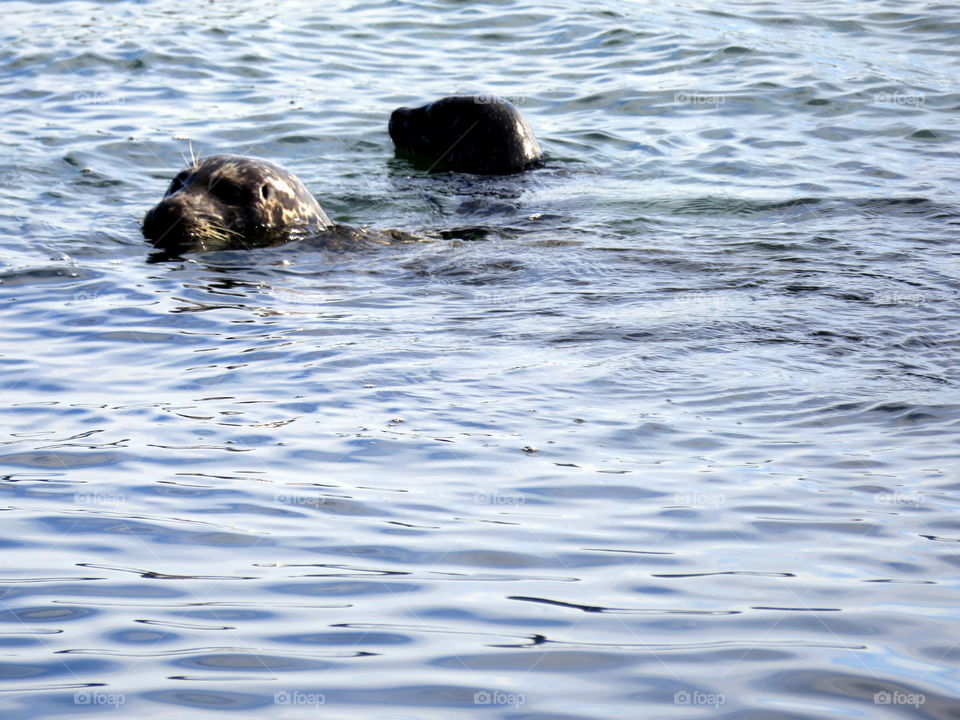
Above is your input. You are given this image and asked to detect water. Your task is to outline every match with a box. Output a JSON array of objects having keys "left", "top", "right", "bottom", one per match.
[{"left": 1, "top": 0, "right": 959, "bottom": 717}]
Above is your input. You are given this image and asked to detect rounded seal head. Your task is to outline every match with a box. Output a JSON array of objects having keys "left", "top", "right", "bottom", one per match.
[
  {"left": 389, "top": 95, "right": 542, "bottom": 175},
  {"left": 142, "top": 154, "right": 333, "bottom": 254}
]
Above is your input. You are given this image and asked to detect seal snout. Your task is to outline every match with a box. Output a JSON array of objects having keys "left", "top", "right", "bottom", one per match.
[
  {"left": 142, "top": 198, "right": 179, "bottom": 242},
  {"left": 388, "top": 107, "right": 414, "bottom": 146},
  {"left": 142, "top": 194, "right": 209, "bottom": 248}
]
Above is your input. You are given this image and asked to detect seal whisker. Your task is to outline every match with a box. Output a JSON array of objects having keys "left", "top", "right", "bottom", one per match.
[{"left": 203, "top": 218, "right": 242, "bottom": 239}]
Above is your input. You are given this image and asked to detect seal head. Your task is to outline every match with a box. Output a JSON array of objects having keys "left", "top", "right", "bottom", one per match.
[
  {"left": 142, "top": 154, "right": 332, "bottom": 254},
  {"left": 389, "top": 95, "right": 542, "bottom": 175}
]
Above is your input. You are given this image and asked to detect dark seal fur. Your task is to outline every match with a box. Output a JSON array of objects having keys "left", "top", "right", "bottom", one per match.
[
  {"left": 389, "top": 95, "right": 542, "bottom": 175},
  {"left": 142, "top": 154, "right": 332, "bottom": 254}
]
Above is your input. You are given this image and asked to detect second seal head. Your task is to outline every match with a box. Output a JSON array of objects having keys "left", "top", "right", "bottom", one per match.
[{"left": 389, "top": 95, "right": 542, "bottom": 175}]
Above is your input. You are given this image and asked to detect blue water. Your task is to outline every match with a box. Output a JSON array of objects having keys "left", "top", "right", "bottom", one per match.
[{"left": 1, "top": 0, "right": 959, "bottom": 717}]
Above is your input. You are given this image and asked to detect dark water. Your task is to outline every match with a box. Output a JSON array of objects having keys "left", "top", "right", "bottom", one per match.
[{"left": 1, "top": 0, "right": 960, "bottom": 717}]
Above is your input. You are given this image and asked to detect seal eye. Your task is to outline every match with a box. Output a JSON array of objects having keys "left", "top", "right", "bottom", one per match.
[
  {"left": 261, "top": 184, "right": 272, "bottom": 200},
  {"left": 212, "top": 180, "right": 244, "bottom": 205}
]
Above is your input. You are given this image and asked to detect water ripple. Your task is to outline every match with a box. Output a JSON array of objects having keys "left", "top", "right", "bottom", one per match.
[{"left": 1, "top": 0, "right": 959, "bottom": 717}]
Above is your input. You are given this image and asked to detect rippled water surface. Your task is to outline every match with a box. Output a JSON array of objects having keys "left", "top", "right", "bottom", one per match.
[{"left": 2, "top": 0, "right": 960, "bottom": 717}]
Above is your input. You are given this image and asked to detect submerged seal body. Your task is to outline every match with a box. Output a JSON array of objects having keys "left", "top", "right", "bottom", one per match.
[
  {"left": 389, "top": 95, "right": 542, "bottom": 175},
  {"left": 142, "top": 154, "right": 332, "bottom": 254}
]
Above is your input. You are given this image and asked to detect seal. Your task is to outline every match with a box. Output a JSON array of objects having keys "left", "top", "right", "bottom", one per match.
[
  {"left": 389, "top": 95, "right": 542, "bottom": 175},
  {"left": 142, "top": 154, "right": 332, "bottom": 254}
]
